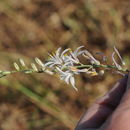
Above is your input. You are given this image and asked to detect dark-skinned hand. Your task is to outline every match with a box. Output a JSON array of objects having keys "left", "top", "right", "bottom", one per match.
[{"left": 75, "top": 72, "right": 130, "bottom": 130}]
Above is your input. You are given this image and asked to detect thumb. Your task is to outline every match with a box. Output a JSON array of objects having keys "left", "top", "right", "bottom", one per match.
[
  {"left": 119, "top": 72, "right": 130, "bottom": 107},
  {"left": 110, "top": 72, "right": 130, "bottom": 115},
  {"left": 100, "top": 72, "right": 130, "bottom": 130}
]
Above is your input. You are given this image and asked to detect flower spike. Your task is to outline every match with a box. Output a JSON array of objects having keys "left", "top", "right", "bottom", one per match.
[{"left": 0, "top": 46, "right": 128, "bottom": 91}]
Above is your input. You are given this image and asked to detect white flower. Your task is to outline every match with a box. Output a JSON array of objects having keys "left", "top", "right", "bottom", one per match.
[
  {"left": 112, "top": 52, "right": 122, "bottom": 70},
  {"left": 44, "top": 47, "right": 63, "bottom": 67},
  {"left": 112, "top": 46, "right": 126, "bottom": 71},
  {"left": 66, "top": 46, "right": 85, "bottom": 64},
  {"left": 45, "top": 47, "right": 73, "bottom": 67},
  {"left": 45, "top": 46, "right": 85, "bottom": 68},
  {"left": 56, "top": 67, "right": 78, "bottom": 91},
  {"left": 83, "top": 50, "right": 100, "bottom": 65},
  {"left": 114, "top": 46, "right": 125, "bottom": 65}
]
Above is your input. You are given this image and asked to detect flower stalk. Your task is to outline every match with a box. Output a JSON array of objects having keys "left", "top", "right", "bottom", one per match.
[{"left": 0, "top": 46, "right": 129, "bottom": 91}]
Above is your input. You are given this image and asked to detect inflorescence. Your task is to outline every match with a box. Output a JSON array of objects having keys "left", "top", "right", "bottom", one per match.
[{"left": 0, "top": 46, "right": 129, "bottom": 91}]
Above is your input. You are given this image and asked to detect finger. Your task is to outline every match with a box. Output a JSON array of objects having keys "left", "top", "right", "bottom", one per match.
[
  {"left": 112, "top": 72, "right": 130, "bottom": 112},
  {"left": 75, "top": 75, "right": 128, "bottom": 129},
  {"left": 100, "top": 72, "right": 130, "bottom": 130},
  {"left": 75, "top": 103, "right": 113, "bottom": 130},
  {"left": 97, "top": 74, "right": 128, "bottom": 108}
]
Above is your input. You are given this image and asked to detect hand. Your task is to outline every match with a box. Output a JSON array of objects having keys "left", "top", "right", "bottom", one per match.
[{"left": 75, "top": 73, "right": 130, "bottom": 130}]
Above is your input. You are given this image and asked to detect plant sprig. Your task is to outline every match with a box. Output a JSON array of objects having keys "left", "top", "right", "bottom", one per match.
[{"left": 0, "top": 46, "right": 129, "bottom": 91}]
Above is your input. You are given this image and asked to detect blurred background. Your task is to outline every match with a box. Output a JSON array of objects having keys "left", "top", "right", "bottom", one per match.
[{"left": 0, "top": 0, "right": 130, "bottom": 129}]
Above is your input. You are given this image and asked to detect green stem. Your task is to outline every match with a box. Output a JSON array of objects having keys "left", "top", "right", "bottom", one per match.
[
  {"left": 76, "top": 64, "right": 129, "bottom": 72},
  {"left": 0, "top": 69, "right": 45, "bottom": 78},
  {"left": 0, "top": 64, "right": 129, "bottom": 78}
]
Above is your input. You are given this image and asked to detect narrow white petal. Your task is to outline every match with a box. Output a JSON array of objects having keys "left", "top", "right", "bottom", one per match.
[
  {"left": 68, "top": 56, "right": 79, "bottom": 63},
  {"left": 47, "top": 63, "right": 56, "bottom": 67},
  {"left": 44, "top": 62, "right": 54, "bottom": 66},
  {"left": 70, "top": 76, "right": 78, "bottom": 91},
  {"left": 56, "top": 67, "right": 65, "bottom": 74},
  {"left": 84, "top": 50, "right": 100, "bottom": 65},
  {"left": 56, "top": 47, "right": 62, "bottom": 57},
  {"left": 48, "top": 53, "right": 54, "bottom": 58},
  {"left": 65, "top": 75, "right": 71, "bottom": 84},
  {"left": 61, "top": 48, "right": 70, "bottom": 58},
  {"left": 70, "top": 51, "right": 78, "bottom": 62},
  {"left": 74, "top": 46, "right": 84, "bottom": 56},
  {"left": 77, "top": 69, "right": 89, "bottom": 73},
  {"left": 61, "top": 62, "right": 71, "bottom": 69},
  {"left": 77, "top": 50, "right": 86, "bottom": 56},
  {"left": 114, "top": 46, "right": 125, "bottom": 65},
  {"left": 112, "top": 52, "right": 122, "bottom": 70}
]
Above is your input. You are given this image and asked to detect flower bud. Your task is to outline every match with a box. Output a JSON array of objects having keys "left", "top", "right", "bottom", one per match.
[{"left": 99, "top": 70, "right": 105, "bottom": 76}]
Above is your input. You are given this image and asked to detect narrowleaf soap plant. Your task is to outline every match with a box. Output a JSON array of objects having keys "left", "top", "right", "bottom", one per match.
[{"left": 0, "top": 46, "right": 128, "bottom": 91}]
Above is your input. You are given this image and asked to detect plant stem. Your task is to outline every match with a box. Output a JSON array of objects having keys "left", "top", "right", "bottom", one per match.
[
  {"left": 76, "top": 64, "right": 129, "bottom": 72},
  {"left": 0, "top": 63, "right": 129, "bottom": 78}
]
